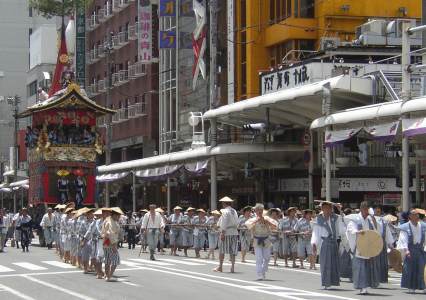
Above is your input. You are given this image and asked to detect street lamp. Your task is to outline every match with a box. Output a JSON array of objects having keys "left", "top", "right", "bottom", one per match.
[
  {"left": 7, "top": 95, "right": 20, "bottom": 213},
  {"left": 104, "top": 32, "right": 113, "bottom": 207}
]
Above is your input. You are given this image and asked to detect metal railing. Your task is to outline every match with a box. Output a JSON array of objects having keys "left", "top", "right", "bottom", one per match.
[
  {"left": 97, "top": 44, "right": 105, "bottom": 57},
  {"left": 127, "top": 105, "right": 136, "bottom": 118},
  {"left": 118, "top": 70, "right": 129, "bottom": 84},
  {"left": 119, "top": 108, "right": 128, "bottom": 120},
  {"left": 134, "top": 101, "right": 146, "bottom": 116},
  {"left": 112, "top": 72, "right": 120, "bottom": 86},
  {"left": 90, "top": 48, "right": 99, "bottom": 62},
  {"left": 98, "top": 79, "right": 107, "bottom": 92},
  {"left": 128, "top": 23, "right": 138, "bottom": 40},
  {"left": 88, "top": 83, "right": 99, "bottom": 96},
  {"left": 112, "top": 112, "right": 120, "bottom": 123},
  {"left": 128, "top": 61, "right": 146, "bottom": 78},
  {"left": 112, "top": 0, "right": 120, "bottom": 12},
  {"left": 98, "top": 8, "right": 106, "bottom": 21}
]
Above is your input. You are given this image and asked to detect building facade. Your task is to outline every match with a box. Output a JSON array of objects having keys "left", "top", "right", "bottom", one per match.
[{"left": 234, "top": 0, "right": 421, "bottom": 101}]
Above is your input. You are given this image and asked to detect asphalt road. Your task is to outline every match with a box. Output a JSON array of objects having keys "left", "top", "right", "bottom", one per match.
[{"left": 0, "top": 241, "right": 423, "bottom": 300}]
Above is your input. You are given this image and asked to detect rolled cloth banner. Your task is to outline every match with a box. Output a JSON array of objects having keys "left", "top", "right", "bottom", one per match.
[
  {"left": 402, "top": 117, "right": 426, "bottom": 137},
  {"left": 325, "top": 128, "right": 361, "bottom": 147}
]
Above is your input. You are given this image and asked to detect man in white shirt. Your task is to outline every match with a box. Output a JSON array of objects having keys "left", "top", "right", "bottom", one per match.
[
  {"left": 0, "top": 209, "right": 11, "bottom": 252},
  {"left": 141, "top": 204, "right": 165, "bottom": 260},
  {"left": 397, "top": 209, "right": 426, "bottom": 294},
  {"left": 346, "top": 201, "right": 381, "bottom": 295},
  {"left": 311, "top": 201, "right": 345, "bottom": 290},
  {"left": 214, "top": 196, "right": 239, "bottom": 273},
  {"left": 40, "top": 207, "right": 55, "bottom": 249}
]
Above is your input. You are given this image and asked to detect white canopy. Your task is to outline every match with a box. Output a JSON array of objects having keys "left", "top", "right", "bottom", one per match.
[
  {"left": 9, "top": 179, "right": 29, "bottom": 188},
  {"left": 97, "top": 143, "right": 302, "bottom": 174},
  {"left": 311, "top": 100, "right": 402, "bottom": 130},
  {"left": 204, "top": 75, "right": 373, "bottom": 127},
  {"left": 401, "top": 96, "right": 426, "bottom": 114}
]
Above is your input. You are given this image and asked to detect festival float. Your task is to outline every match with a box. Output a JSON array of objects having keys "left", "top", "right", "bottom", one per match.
[{"left": 18, "top": 79, "right": 114, "bottom": 207}]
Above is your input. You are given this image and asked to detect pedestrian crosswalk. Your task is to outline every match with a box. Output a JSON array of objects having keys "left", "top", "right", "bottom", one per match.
[{"left": 0, "top": 261, "right": 77, "bottom": 274}]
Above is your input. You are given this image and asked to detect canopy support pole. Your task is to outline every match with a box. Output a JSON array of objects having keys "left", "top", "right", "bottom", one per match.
[
  {"left": 210, "top": 118, "right": 217, "bottom": 210},
  {"left": 401, "top": 21, "right": 411, "bottom": 211},
  {"left": 132, "top": 172, "right": 136, "bottom": 213},
  {"left": 325, "top": 144, "right": 331, "bottom": 202},
  {"left": 415, "top": 157, "right": 421, "bottom": 207},
  {"left": 167, "top": 177, "right": 171, "bottom": 214},
  {"left": 308, "top": 131, "right": 314, "bottom": 208}
]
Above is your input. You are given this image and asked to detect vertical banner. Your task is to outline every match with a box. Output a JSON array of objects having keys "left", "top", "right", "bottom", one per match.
[
  {"left": 138, "top": 1, "right": 153, "bottom": 62},
  {"left": 75, "top": 3, "right": 86, "bottom": 87},
  {"left": 227, "top": 0, "right": 234, "bottom": 103}
]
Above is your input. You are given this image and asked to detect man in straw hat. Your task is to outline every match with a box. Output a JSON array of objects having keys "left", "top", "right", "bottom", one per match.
[
  {"left": 79, "top": 208, "right": 94, "bottom": 273},
  {"left": 182, "top": 207, "right": 196, "bottom": 257},
  {"left": 280, "top": 207, "right": 298, "bottom": 268},
  {"left": 40, "top": 207, "right": 55, "bottom": 250},
  {"left": 141, "top": 204, "right": 165, "bottom": 260},
  {"left": 346, "top": 201, "right": 381, "bottom": 294},
  {"left": 396, "top": 208, "right": 426, "bottom": 294},
  {"left": 245, "top": 203, "right": 278, "bottom": 280},
  {"left": 372, "top": 204, "right": 394, "bottom": 284},
  {"left": 238, "top": 206, "right": 253, "bottom": 263},
  {"left": 294, "top": 209, "right": 314, "bottom": 269},
  {"left": 214, "top": 196, "right": 239, "bottom": 273},
  {"left": 193, "top": 209, "right": 208, "bottom": 258},
  {"left": 168, "top": 206, "right": 184, "bottom": 256},
  {"left": 102, "top": 207, "right": 122, "bottom": 281},
  {"left": 206, "top": 210, "right": 221, "bottom": 259},
  {"left": 311, "top": 201, "right": 345, "bottom": 290}
]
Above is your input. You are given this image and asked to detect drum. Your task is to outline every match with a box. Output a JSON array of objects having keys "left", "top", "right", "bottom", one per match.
[
  {"left": 388, "top": 248, "right": 402, "bottom": 273},
  {"left": 356, "top": 230, "right": 383, "bottom": 258}
]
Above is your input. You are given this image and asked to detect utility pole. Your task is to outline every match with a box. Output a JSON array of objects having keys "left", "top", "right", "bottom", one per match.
[
  {"left": 104, "top": 33, "right": 113, "bottom": 207},
  {"left": 7, "top": 95, "right": 20, "bottom": 212}
]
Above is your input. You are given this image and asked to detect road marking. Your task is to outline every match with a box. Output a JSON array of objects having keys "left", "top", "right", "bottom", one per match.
[
  {"left": 42, "top": 261, "right": 76, "bottom": 269},
  {"left": 23, "top": 275, "right": 98, "bottom": 300},
  {"left": 121, "top": 260, "right": 144, "bottom": 267},
  {"left": 129, "top": 258, "right": 174, "bottom": 266},
  {"left": 236, "top": 260, "right": 320, "bottom": 276},
  {"left": 0, "top": 265, "right": 14, "bottom": 273},
  {"left": 116, "top": 278, "right": 140, "bottom": 287},
  {"left": 137, "top": 264, "right": 359, "bottom": 300},
  {"left": 158, "top": 258, "right": 204, "bottom": 266},
  {"left": 185, "top": 258, "right": 231, "bottom": 266},
  {"left": 13, "top": 263, "right": 48, "bottom": 271},
  {"left": 0, "top": 283, "right": 37, "bottom": 300}
]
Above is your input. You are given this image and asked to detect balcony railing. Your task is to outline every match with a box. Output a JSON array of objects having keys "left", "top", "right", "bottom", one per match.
[
  {"left": 119, "top": 31, "right": 129, "bottom": 45},
  {"left": 98, "top": 8, "right": 106, "bottom": 21},
  {"left": 88, "top": 14, "right": 99, "bottom": 31},
  {"left": 112, "top": 112, "right": 120, "bottom": 123},
  {"left": 90, "top": 48, "right": 100, "bottom": 63},
  {"left": 112, "top": 72, "right": 120, "bottom": 86},
  {"left": 127, "top": 105, "right": 136, "bottom": 118},
  {"left": 119, "top": 108, "right": 128, "bottom": 120},
  {"left": 134, "top": 101, "right": 146, "bottom": 116},
  {"left": 98, "top": 79, "right": 107, "bottom": 92},
  {"left": 88, "top": 83, "right": 99, "bottom": 96},
  {"left": 97, "top": 44, "right": 105, "bottom": 57},
  {"left": 112, "top": 0, "right": 120, "bottom": 12},
  {"left": 128, "top": 23, "right": 138, "bottom": 40},
  {"left": 120, "top": 0, "right": 130, "bottom": 8},
  {"left": 118, "top": 70, "right": 129, "bottom": 84},
  {"left": 128, "top": 61, "right": 146, "bottom": 78}
]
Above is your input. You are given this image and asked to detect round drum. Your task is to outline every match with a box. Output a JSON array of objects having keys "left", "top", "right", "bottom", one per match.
[{"left": 356, "top": 230, "right": 383, "bottom": 258}]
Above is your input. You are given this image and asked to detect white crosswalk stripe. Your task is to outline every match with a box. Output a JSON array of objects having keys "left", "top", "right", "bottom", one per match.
[
  {"left": 12, "top": 262, "right": 48, "bottom": 271},
  {"left": 42, "top": 261, "right": 76, "bottom": 269},
  {"left": 0, "top": 265, "right": 14, "bottom": 273},
  {"left": 158, "top": 258, "right": 204, "bottom": 266},
  {"left": 128, "top": 258, "right": 174, "bottom": 266}
]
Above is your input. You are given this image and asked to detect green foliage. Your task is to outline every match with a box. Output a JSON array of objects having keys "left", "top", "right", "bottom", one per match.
[{"left": 29, "top": 0, "right": 90, "bottom": 18}]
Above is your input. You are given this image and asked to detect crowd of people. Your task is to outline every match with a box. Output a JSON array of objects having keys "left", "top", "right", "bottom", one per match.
[{"left": 0, "top": 197, "right": 425, "bottom": 295}]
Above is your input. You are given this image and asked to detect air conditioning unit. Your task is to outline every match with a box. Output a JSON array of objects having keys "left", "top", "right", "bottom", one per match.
[
  {"left": 386, "top": 19, "right": 422, "bottom": 46},
  {"left": 320, "top": 37, "right": 340, "bottom": 51}
]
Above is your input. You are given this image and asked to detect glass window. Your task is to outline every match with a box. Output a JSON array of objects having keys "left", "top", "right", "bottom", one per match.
[
  {"left": 294, "top": 0, "right": 314, "bottom": 18},
  {"left": 240, "top": 0, "right": 246, "bottom": 28},
  {"left": 28, "top": 80, "right": 37, "bottom": 97}
]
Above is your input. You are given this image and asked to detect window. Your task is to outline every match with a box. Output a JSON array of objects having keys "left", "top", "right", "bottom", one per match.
[
  {"left": 240, "top": 0, "right": 246, "bottom": 29},
  {"left": 28, "top": 80, "right": 37, "bottom": 97},
  {"left": 269, "top": 0, "right": 291, "bottom": 23},
  {"left": 294, "top": 0, "right": 314, "bottom": 18},
  {"left": 29, "top": 7, "right": 33, "bottom": 17},
  {"left": 268, "top": 40, "right": 293, "bottom": 66}
]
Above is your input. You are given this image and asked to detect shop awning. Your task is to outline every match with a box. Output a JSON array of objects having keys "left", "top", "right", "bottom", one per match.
[
  {"left": 0, "top": 188, "right": 11, "bottom": 193},
  {"left": 134, "top": 160, "right": 209, "bottom": 180},
  {"left": 204, "top": 75, "right": 373, "bottom": 127},
  {"left": 401, "top": 96, "right": 426, "bottom": 114},
  {"left": 324, "top": 121, "right": 400, "bottom": 147},
  {"left": 97, "top": 143, "right": 302, "bottom": 175}
]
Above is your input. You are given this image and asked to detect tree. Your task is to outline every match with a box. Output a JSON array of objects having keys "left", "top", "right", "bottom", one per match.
[{"left": 29, "top": 0, "right": 90, "bottom": 18}]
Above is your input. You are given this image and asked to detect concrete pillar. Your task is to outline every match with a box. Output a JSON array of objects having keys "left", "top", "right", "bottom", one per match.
[
  {"left": 325, "top": 144, "right": 331, "bottom": 202},
  {"left": 402, "top": 136, "right": 410, "bottom": 211},
  {"left": 210, "top": 118, "right": 217, "bottom": 210},
  {"left": 132, "top": 171, "right": 136, "bottom": 212},
  {"left": 167, "top": 177, "right": 171, "bottom": 214}
]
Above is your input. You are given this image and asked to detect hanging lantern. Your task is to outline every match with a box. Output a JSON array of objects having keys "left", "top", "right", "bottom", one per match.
[{"left": 65, "top": 16, "right": 76, "bottom": 56}]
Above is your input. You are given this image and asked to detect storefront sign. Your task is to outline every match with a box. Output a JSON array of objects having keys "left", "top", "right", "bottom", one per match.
[
  {"left": 382, "top": 193, "right": 401, "bottom": 206},
  {"left": 138, "top": 2, "right": 153, "bottom": 62},
  {"left": 261, "top": 64, "right": 311, "bottom": 94},
  {"left": 279, "top": 178, "right": 309, "bottom": 192}
]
